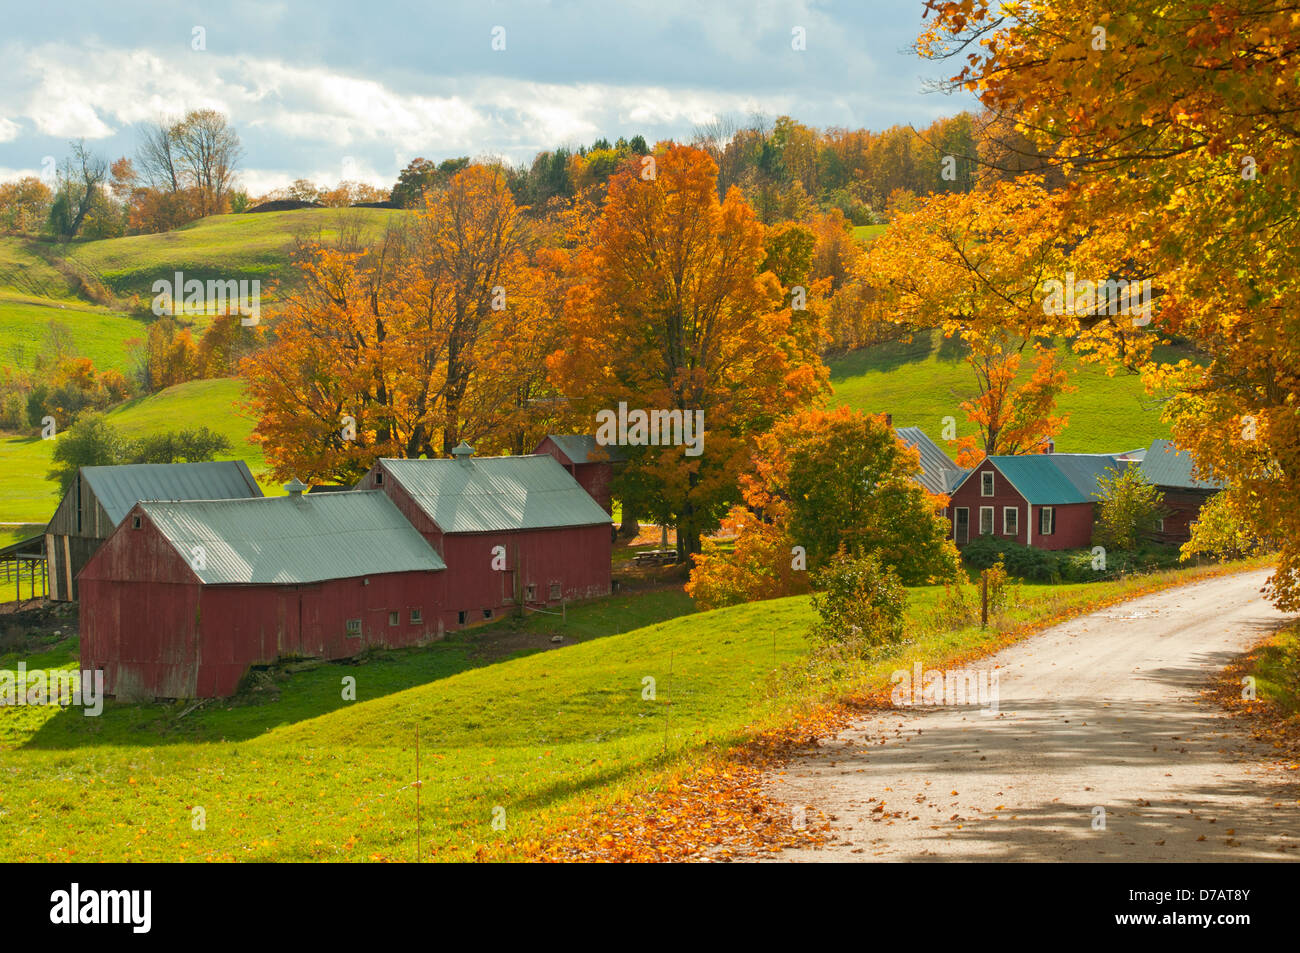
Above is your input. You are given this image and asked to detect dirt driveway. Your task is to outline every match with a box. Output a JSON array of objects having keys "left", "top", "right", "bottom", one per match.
[{"left": 767, "top": 569, "right": 1300, "bottom": 862}]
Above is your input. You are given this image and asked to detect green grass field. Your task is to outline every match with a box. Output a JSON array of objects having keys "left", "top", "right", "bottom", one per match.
[
  {"left": 851, "top": 223, "right": 887, "bottom": 242},
  {"left": 827, "top": 329, "right": 1188, "bottom": 454},
  {"left": 65, "top": 208, "right": 407, "bottom": 300},
  {"left": 0, "top": 561, "right": 1252, "bottom": 861}
]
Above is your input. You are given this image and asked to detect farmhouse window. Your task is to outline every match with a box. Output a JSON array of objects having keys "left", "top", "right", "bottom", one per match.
[
  {"left": 1003, "top": 507, "right": 1018, "bottom": 536},
  {"left": 526, "top": 584, "right": 536, "bottom": 602},
  {"left": 549, "top": 583, "right": 562, "bottom": 601},
  {"left": 1040, "top": 507, "right": 1055, "bottom": 536},
  {"left": 981, "top": 471, "right": 994, "bottom": 497},
  {"left": 346, "top": 619, "right": 362, "bottom": 637},
  {"left": 457, "top": 610, "right": 468, "bottom": 625},
  {"left": 410, "top": 607, "right": 422, "bottom": 623},
  {"left": 1157, "top": 518, "right": 1165, "bottom": 532},
  {"left": 388, "top": 611, "right": 399, "bottom": 626},
  {"left": 483, "top": 608, "right": 493, "bottom": 620},
  {"left": 979, "top": 506, "right": 994, "bottom": 535}
]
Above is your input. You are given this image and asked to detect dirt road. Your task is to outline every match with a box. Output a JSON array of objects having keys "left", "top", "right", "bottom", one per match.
[{"left": 768, "top": 569, "right": 1300, "bottom": 861}]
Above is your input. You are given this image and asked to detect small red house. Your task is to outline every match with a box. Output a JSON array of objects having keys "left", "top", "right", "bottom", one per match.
[
  {"left": 533, "top": 435, "right": 624, "bottom": 514},
  {"left": 357, "top": 444, "right": 612, "bottom": 631},
  {"left": 79, "top": 484, "right": 446, "bottom": 700},
  {"left": 947, "top": 453, "right": 1131, "bottom": 551}
]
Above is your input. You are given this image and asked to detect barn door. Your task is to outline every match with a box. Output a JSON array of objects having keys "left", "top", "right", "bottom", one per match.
[
  {"left": 296, "top": 587, "right": 324, "bottom": 657},
  {"left": 955, "top": 508, "right": 969, "bottom": 545}
]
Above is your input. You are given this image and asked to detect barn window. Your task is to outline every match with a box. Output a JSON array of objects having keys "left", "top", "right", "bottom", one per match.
[
  {"left": 1157, "top": 518, "right": 1165, "bottom": 532},
  {"left": 410, "top": 607, "right": 423, "bottom": 623},
  {"left": 979, "top": 506, "right": 994, "bottom": 535},
  {"left": 981, "top": 471, "right": 995, "bottom": 497},
  {"left": 549, "top": 583, "right": 562, "bottom": 601},
  {"left": 1002, "top": 507, "right": 1018, "bottom": 536},
  {"left": 346, "top": 619, "right": 362, "bottom": 637},
  {"left": 132, "top": 515, "right": 142, "bottom": 529},
  {"left": 483, "top": 608, "right": 493, "bottom": 620},
  {"left": 388, "top": 611, "right": 399, "bottom": 626},
  {"left": 375, "top": 471, "right": 384, "bottom": 485},
  {"left": 1040, "top": 507, "right": 1055, "bottom": 536},
  {"left": 457, "top": 610, "right": 468, "bottom": 625},
  {"left": 526, "top": 584, "right": 536, "bottom": 602}
]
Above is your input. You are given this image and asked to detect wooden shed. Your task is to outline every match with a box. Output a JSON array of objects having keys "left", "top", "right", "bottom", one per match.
[
  {"left": 44, "top": 461, "right": 263, "bottom": 602},
  {"left": 79, "top": 484, "right": 446, "bottom": 700},
  {"left": 357, "top": 444, "right": 612, "bottom": 631},
  {"left": 1139, "top": 439, "right": 1224, "bottom": 543}
]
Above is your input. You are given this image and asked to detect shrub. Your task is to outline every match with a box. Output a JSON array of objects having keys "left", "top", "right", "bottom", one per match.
[
  {"left": 808, "top": 550, "right": 907, "bottom": 652},
  {"left": 961, "top": 536, "right": 1059, "bottom": 581}
]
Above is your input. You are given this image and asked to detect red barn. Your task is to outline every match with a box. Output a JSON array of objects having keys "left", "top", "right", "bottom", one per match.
[
  {"left": 79, "top": 483, "right": 446, "bottom": 701},
  {"left": 947, "top": 453, "right": 1132, "bottom": 551},
  {"left": 357, "top": 444, "right": 612, "bottom": 631},
  {"left": 533, "top": 434, "right": 624, "bottom": 514},
  {"left": 1138, "top": 439, "right": 1224, "bottom": 543}
]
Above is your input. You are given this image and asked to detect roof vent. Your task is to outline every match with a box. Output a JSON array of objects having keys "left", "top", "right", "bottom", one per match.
[
  {"left": 284, "top": 477, "right": 308, "bottom": 497},
  {"left": 451, "top": 441, "right": 475, "bottom": 462}
]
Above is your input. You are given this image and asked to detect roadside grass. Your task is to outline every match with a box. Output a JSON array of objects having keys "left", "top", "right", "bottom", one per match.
[
  {"left": 828, "top": 328, "right": 1196, "bottom": 453},
  {"left": 0, "top": 558, "right": 1262, "bottom": 862},
  {"left": 1248, "top": 622, "right": 1300, "bottom": 716},
  {"left": 64, "top": 208, "right": 407, "bottom": 300}
]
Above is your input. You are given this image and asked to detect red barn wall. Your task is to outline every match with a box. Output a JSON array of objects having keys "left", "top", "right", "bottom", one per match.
[
  {"left": 1154, "top": 488, "right": 1215, "bottom": 544},
  {"left": 79, "top": 511, "right": 445, "bottom": 700},
  {"left": 361, "top": 465, "right": 612, "bottom": 631}
]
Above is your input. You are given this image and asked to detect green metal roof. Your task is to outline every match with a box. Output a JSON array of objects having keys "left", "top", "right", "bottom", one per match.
[
  {"left": 138, "top": 491, "right": 445, "bottom": 585},
  {"left": 963, "top": 454, "right": 1129, "bottom": 505},
  {"left": 541, "top": 434, "right": 626, "bottom": 465},
  {"left": 1140, "top": 439, "right": 1225, "bottom": 490},
  {"left": 379, "top": 453, "right": 613, "bottom": 533},
  {"left": 80, "top": 461, "right": 263, "bottom": 526}
]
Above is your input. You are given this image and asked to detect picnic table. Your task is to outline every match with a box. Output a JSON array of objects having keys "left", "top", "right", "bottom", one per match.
[{"left": 633, "top": 549, "right": 678, "bottom": 568}]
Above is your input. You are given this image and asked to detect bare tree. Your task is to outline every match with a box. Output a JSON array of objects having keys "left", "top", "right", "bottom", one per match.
[
  {"left": 136, "top": 117, "right": 182, "bottom": 192},
  {"left": 172, "top": 109, "right": 242, "bottom": 215},
  {"left": 54, "top": 140, "right": 108, "bottom": 237}
]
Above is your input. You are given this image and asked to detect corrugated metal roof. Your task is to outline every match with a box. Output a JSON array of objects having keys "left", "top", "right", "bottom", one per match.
[
  {"left": 969, "top": 454, "right": 1127, "bottom": 505},
  {"left": 81, "top": 461, "right": 263, "bottom": 526},
  {"left": 1140, "top": 439, "right": 1225, "bottom": 490},
  {"left": 895, "top": 427, "right": 960, "bottom": 496},
  {"left": 138, "top": 491, "right": 445, "bottom": 585},
  {"left": 380, "top": 454, "right": 613, "bottom": 533},
  {"left": 542, "top": 434, "right": 626, "bottom": 465}
]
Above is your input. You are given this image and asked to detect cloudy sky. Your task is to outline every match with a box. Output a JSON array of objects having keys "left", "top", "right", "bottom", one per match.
[{"left": 0, "top": 0, "right": 975, "bottom": 195}]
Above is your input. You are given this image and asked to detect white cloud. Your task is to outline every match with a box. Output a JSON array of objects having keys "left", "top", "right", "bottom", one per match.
[{"left": 0, "top": 117, "right": 19, "bottom": 142}]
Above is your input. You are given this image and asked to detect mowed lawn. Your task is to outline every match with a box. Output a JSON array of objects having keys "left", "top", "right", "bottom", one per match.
[
  {"left": 0, "top": 562, "right": 1252, "bottom": 862},
  {"left": 0, "top": 377, "right": 267, "bottom": 524},
  {"left": 828, "top": 329, "right": 1192, "bottom": 454},
  {"left": 67, "top": 207, "right": 408, "bottom": 300}
]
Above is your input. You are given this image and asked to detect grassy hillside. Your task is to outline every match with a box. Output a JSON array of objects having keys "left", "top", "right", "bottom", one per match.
[
  {"left": 0, "top": 377, "right": 265, "bottom": 524},
  {"left": 828, "top": 329, "right": 1186, "bottom": 454},
  {"left": 65, "top": 207, "right": 407, "bottom": 300}
]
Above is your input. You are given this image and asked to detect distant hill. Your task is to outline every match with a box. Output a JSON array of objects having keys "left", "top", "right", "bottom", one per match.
[{"left": 828, "top": 329, "right": 1185, "bottom": 455}]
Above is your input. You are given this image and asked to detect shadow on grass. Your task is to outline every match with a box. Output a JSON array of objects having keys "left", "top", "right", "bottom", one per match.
[{"left": 829, "top": 331, "right": 938, "bottom": 378}]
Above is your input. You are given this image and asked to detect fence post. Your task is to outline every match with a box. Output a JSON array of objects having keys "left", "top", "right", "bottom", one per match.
[{"left": 981, "top": 571, "right": 988, "bottom": 629}]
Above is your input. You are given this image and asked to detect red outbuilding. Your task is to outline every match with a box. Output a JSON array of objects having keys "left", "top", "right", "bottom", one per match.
[
  {"left": 357, "top": 444, "right": 612, "bottom": 631},
  {"left": 947, "top": 453, "right": 1133, "bottom": 551},
  {"left": 533, "top": 434, "right": 624, "bottom": 514},
  {"left": 79, "top": 482, "right": 446, "bottom": 700}
]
